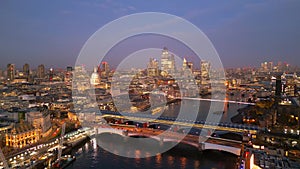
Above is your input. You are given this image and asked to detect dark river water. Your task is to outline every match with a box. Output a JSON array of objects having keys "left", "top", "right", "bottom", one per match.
[{"left": 67, "top": 137, "right": 238, "bottom": 169}]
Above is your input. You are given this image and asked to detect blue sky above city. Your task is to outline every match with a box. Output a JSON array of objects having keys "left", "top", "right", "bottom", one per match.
[{"left": 0, "top": 0, "right": 300, "bottom": 69}]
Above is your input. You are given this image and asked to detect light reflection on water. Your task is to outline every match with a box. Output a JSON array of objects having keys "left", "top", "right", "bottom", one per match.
[
  {"left": 155, "top": 153, "right": 162, "bottom": 167},
  {"left": 67, "top": 138, "right": 238, "bottom": 169},
  {"left": 194, "top": 160, "right": 200, "bottom": 169},
  {"left": 167, "top": 155, "right": 174, "bottom": 166},
  {"left": 135, "top": 150, "right": 141, "bottom": 158},
  {"left": 180, "top": 157, "right": 187, "bottom": 169}
]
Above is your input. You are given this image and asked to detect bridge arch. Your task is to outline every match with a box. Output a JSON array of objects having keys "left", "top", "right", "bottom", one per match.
[
  {"left": 96, "top": 127, "right": 127, "bottom": 137},
  {"left": 127, "top": 133, "right": 200, "bottom": 148}
]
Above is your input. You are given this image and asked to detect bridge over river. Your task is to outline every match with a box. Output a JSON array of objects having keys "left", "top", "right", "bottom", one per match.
[
  {"left": 97, "top": 111, "right": 261, "bottom": 134},
  {"left": 93, "top": 126, "right": 243, "bottom": 156}
]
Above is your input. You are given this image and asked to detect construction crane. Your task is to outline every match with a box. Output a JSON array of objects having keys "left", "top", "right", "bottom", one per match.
[
  {"left": 0, "top": 147, "right": 9, "bottom": 169},
  {"left": 57, "top": 123, "right": 66, "bottom": 161}
]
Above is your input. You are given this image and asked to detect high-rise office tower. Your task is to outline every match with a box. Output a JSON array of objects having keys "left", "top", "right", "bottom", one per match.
[
  {"left": 37, "top": 64, "right": 45, "bottom": 78},
  {"left": 23, "top": 63, "right": 30, "bottom": 77},
  {"left": 100, "top": 61, "right": 110, "bottom": 77},
  {"left": 160, "top": 47, "right": 175, "bottom": 76},
  {"left": 147, "top": 58, "right": 159, "bottom": 77},
  {"left": 49, "top": 68, "right": 54, "bottom": 81},
  {"left": 182, "top": 58, "right": 193, "bottom": 71},
  {"left": 201, "top": 60, "right": 210, "bottom": 80},
  {"left": 275, "top": 75, "right": 282, "bottom": 97},
  {"left": 183, "top": 58, "right": 187, "bottom": 70},
  {"left": 260, "top": 61, "right": 273, "bottom": 72},
  {"left": 7, "top": 63, "right": 15, "bottom": 81},
  {"left": 65, "top": 66, "right": 73, "bottom": 84}
]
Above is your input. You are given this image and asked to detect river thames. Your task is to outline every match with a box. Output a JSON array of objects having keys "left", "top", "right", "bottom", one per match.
[
  {"left": 67, "top": 137, "right": 238, "bottom": 169},
  {"left": 67, "top": 97, "right": 247, "bottom": 169}
]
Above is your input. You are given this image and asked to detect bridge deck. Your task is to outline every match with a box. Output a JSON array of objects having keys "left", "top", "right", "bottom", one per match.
[{"left": 100, "top": 113, "right": 258, "bottom": 134}]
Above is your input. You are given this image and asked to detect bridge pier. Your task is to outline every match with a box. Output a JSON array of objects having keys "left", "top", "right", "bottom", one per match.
[
  {"left": 198, "top": 142, "right": 205, "bottom": 151},
  {"left": 123, "top": 130, "right": 128, "bottom": 142},
  {"left": 94, "top": 127, "right": 98, "bottom": 135},
  {"left": 122, "top": 130, "right": 128, "bottom": 136},
  {"left": 159, "top": 137, "right": 164, "bottom": 146}
]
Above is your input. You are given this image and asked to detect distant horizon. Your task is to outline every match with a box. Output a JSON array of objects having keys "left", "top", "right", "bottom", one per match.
[{"left": 0, "top": 60, "right": 298, "bottom": 72}]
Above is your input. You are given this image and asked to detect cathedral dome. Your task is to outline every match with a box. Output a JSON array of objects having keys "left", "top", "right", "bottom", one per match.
[{"left": 90, "top": 67, "right": 100, "bottom": 85}]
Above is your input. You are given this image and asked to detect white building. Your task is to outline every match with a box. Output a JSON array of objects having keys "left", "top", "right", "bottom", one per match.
[{"left": 90, "top": 67, "right": 100, "bottom": 86}]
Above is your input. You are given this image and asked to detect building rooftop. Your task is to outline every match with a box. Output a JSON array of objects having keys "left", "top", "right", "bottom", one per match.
[{"left": 10, "top": 122, "right": 35, "bottom": 135}]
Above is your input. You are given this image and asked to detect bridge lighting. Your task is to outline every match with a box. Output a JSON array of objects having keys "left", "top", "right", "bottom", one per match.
[{"left": 245, "top": 151, "right": 250, "bottom": 158}]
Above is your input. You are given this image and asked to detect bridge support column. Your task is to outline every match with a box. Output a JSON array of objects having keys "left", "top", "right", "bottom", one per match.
[
  {"left": 122, "top": 130, "right": 128, "bottom": 136},
  {"left": 198, "top": 142, "right": 205, "bottom": 151},
  {"left": 94, "top": 127, "right": 98, "bottom": 134},
  {"left": 159, "top": 137, "right": 164, "bottom": 146}
]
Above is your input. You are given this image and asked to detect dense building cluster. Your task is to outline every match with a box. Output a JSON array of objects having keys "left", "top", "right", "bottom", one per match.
[{"left": 0, "top": 47, "right": 300, "bottom": 169}]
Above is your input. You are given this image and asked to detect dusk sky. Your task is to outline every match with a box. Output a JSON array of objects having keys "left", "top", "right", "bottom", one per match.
[{"left": 0, "top": 0, "right": 300, "bottom": 70}]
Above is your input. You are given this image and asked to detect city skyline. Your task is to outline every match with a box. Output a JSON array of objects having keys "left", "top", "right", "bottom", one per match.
[
  {"left": 1, "top": 59, "right": 299, "bottom": 72},
  {"left": 1, "top": 1, "right": 300, "bottom": 69}
]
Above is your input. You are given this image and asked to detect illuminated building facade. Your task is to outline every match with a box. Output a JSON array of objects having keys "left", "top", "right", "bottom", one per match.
[
  {"left": 100, "top": 62, "right": 110, "bottom": 78},
  {"left": 5, "top": 123, "right": 40, "bottom": 148},
  {"left": 7, "top": 63, "right": 15, "bottom": 81},
  {"left": 183, "top": 58, "right": 193, "bottom": 71},
  {"left": 26, "top": 110, "right": 52, "bottom": 138},
  {"left": 147, "top": 58, "right": 159, "bottom": 77},
  {"left": 49, "top": 68, "right": 54, "bottom": 81},
  {"left": 90, "top": 67, "right": 101, "bottom": 86},
  {"left": 73, "top": 66, "right": 91, "bottom": 91},
  {"left": 23, "top": 63, "right": 30, "bottom": 78},
  {"left": 282, "top": 72, "right": 299, "bottom": 96},
  {"left": 65, "top": 66, "right": 73, "bottom": 85},
  {"left": 260, "top": 61, "right": 273, "bottom": 72},
  {"left": 37, "top": 64, "right": 45, "bottom": 78},
  {"left": 201, "top": 60, "right": 210, "bottom": 80},
  {"left": 160, "top": 47, "right": 175, "bottom": 76}
]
